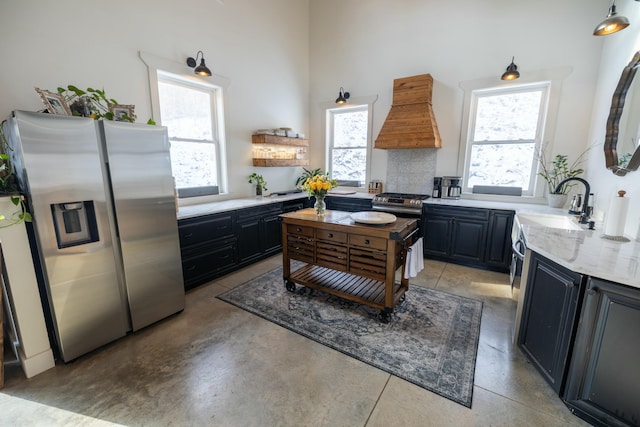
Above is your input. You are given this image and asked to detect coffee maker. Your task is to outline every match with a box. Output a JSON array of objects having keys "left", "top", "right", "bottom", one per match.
[
  {"left": 432, "top": 177, "right": 443, "bottom": 198},
  {"left": 442, "top": 176, "right": 462, "bottom": 199}
]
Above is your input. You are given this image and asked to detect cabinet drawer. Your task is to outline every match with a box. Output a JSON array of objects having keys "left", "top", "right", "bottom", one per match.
[
  {"left": 287, "top": 224, "right": 314, "bottom": 237},
  {"left": 349, "top": 234, "right": 386, "bottom": 250},
  {"left": 425, "top": 206, "right": 490, "bottom": 221},
  {"left": 287, "top": 235, "right": 314, "bottom": 263},
  {"left": 316, "top": 241, "right": 348, "bottom": 270},
  {"left": 316, "top": 229, "right": 348, "bottom": 243},
  {"left": 179, "top": 214, "right": 234, "bottom": 247},
  {"left": 182, "top": 242, "right": 237, "bottom": 284},
  {"left": 349, "top": 248, "right": 386, "bottom": 281}
]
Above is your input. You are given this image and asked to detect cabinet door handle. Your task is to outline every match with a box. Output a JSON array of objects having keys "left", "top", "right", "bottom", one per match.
[
  {"left": 186, "top": 265, "right": 196, "bottom": 271},
  {"left": 364, "top": 239, "right": 370, "bottom": 244},
  {"left": 328, "top": 233, "right": 334, "bottom": 238},
  {"left": 296, "top": 227, "right": 302, "bottom": 232},
  {"left": 183, "top": 232, "right": 193, "bottom": 238}
]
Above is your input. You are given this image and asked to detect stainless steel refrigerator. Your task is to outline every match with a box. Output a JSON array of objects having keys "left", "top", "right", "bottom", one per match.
[{"left": 4, "top": 110, "right": 185, "bottom": 362}]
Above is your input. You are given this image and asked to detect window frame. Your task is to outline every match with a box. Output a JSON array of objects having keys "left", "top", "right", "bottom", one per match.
[
  {"left": 139, "top": 51, "right": 230, "bottom": 204},
  {"left": 157, "top": 71, "right": 223, "bottom": 196},
  {"left": 463, "top": 82, "right": 550, "bottom": 197},
  {"left": 458, "top": 68, "right": 571, "bottom": 201},
  {"left": 321, "top": 95, "right": 377, "bottom": 189}
]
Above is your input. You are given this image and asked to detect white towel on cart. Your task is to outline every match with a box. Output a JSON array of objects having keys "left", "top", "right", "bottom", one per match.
[{"left": 404, "top": 237, "right": 424, "bottom": 279}]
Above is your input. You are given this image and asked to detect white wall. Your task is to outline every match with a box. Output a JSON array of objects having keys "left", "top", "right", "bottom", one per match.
[
  {"left": 585, "top": 1, "right": 640, "bottom": 240},
  {"left": 0, "top": 0, "right": 309, "bottom": 198},
  {"left": 309, "top": 0, "right": 605, "bottom": 193}
]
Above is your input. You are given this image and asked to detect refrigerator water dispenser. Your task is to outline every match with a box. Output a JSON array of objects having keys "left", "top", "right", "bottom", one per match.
[{"left": 51, "top": 201, "right": 99, "bottom": 248}]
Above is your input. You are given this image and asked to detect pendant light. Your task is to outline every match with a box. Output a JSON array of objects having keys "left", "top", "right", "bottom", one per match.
[
  {"left": 501, "top": 57, "right": 520, "bottom": 81},
  {"left": 186, "top": 51, "right": 212, "bottom": 77},
  {"left": 335, "top": 87, "right": 350, "bottom": 104},
  {"left": 593, "top": 0, "right": 629, "bottom": 36}
]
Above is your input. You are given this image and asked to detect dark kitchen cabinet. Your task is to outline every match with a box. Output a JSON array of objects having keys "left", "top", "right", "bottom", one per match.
[
  {"left": 282, "top": 197, "right": 313, "bottom": 213},
  {"left": 179, "top": 212, "right": 237, "bottom": 290},
  {"left": 485, "top": 210, "right": 515, "bottom": 269},
  {"left": 423, "top": 205, "right": 512, "bottom": 271},
  {"left": 325, "top": 196, "right": 372, "bottom": 212},
  {"left": 518, "top": 252, "right": 585, "bottom": 395},
  {"left": 236, "top": 204, "right": 284, "bottom": 264},
  {"left": 236, "top": 208, "right": 264, "bottom": 264},
  {"left": 178, "top": 198, "right": 311, "bottom": 290},
  {"left": 564, "top": 278, "right": 640, "bottom": 427},
  {"left": 450, "top": 217, "right": 487, "bottom": 262}
]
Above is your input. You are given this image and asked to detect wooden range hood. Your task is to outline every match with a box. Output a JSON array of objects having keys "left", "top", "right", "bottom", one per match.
[{"left": 375, "top": 74, "right": 442, "bottom": 149}]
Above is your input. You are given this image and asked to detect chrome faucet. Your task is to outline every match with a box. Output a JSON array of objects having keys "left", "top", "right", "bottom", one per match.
[{"left": 555, "top": 177, "right": 591, "bottom": 224}]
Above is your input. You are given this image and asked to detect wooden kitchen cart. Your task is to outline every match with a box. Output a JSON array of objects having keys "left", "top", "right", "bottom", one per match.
[{"left": 280, "top": 209, "right": 418, "bottom": 322}]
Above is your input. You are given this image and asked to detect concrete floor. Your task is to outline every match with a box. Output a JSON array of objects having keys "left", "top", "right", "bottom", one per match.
[{"left": 1, "top": 256, "right": 589, "bottom": 427}]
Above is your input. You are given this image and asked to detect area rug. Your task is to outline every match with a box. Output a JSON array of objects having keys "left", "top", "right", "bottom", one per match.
[{"left": 217, "top": 266, "right": 483, "bottom": 408}]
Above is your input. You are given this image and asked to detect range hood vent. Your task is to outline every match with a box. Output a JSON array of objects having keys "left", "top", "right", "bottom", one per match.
[{"left": 375, "top": 74, "right": 442, "bottom": 149}]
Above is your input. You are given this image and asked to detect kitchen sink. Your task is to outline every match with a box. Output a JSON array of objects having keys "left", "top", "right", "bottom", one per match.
[{"left": 515, "top": 212, "right": 583, "bottom": 231}]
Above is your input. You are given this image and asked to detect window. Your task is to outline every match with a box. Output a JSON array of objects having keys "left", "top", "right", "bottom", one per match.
[
  {"left": 326, "top": 104, "right": 370, "bottom": 186},
  {"left": 462, "top": 82, "right": 550, "bottom": 196},
  {"left": 157, "top": 71, "right": 225, "bottom": 198}
]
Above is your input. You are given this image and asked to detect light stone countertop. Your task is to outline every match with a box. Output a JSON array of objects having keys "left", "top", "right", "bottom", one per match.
[
  {"left": 519, "top": 220, "right": 640, "bottom": 289},
  {"left": 177, "top": 191, "right": 375, "bottom": 220},
  {"left": 178, "top": 193, "right": 639, "bottom": 288}
]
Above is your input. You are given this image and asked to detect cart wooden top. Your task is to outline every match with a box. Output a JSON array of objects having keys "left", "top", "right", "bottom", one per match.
[{"left": 280, "top": 208, "right": 417, "bottom": 241}]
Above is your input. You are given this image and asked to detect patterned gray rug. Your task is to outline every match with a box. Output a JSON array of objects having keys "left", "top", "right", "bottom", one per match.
[{"left": 217, "top": 266, "right": 483, "bottom": 408}]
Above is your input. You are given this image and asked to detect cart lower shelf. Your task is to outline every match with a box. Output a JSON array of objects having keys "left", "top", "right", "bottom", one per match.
[{"left": 285, "top": 264, "right": 405, "bottom": 321}]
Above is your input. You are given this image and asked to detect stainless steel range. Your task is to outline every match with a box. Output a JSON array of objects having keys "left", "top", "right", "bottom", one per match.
[{"left": 372, "top": 192, "right": 430, "bottom": 216}]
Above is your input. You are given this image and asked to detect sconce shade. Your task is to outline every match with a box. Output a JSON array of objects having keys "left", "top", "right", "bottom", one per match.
[
  {"left": 593, "top": 2, "right": 630, "bottom": 36},
  {"left": 335, "top": 87, "right": 350, "bottom": 104},
  {"left": 501, "top": 57, "right": 520, "bottom": 81},
  {"left": 186, "top": 51, "right": 212, "bottom": 76}
]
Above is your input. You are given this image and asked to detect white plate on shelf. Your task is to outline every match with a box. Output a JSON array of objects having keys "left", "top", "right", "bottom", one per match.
[{"left": 351, "top": 211, "right": 397, "bottom": 225}]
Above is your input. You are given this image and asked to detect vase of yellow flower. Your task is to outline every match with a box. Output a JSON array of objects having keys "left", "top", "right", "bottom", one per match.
[{"left": 301, "top": 173, "right": 338, "bottom": 217}]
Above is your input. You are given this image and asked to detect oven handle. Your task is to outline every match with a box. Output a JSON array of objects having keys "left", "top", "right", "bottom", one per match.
[
  {"left": 512, "top": 238, "right": 526, "bottom": 261},
  {"left": 371, "top": 205, "right": 422, "bottom": 216}
]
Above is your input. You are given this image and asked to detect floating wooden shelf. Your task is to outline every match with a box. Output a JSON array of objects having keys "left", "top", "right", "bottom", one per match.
[
  {"left": 252, "top": 134, "right": 309, "bottom": 146},
  {"left": 252, "top": 134, "right": 309, "bottom": 167},
  {"left": 253, "top": 159, "right": 308, "bottom": 167}
]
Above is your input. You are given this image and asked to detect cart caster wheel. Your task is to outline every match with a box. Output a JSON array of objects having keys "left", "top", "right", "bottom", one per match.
[
  {"left": 378, "top": 311, "right": 392, "bottom": 323},
  {"left": 399, "top": 294, "right": 406, "bottom": 304},
  {"left": 285, "top": 281, "right": 296, "bottom": 292}
]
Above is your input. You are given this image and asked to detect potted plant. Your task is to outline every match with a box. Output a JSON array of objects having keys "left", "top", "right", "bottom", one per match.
[
  {"left": 295, "top": 167, "right": 325, "bottom": 189},
  {"left": 0, "top": 121, "right": 31, "bottom": 228},
  {"left": 248, "top": 173, "right": 267, "bottom": 197},
  {"left": 537, "top": 149, "right": 587, "bottom": 208}
]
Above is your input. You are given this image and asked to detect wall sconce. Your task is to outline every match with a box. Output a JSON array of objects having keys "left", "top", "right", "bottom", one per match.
[
  {"left": 186, "top": 51, "right": 212, "bottom": 76},
  {"left": 593, "top": 0, "right": 630, "bottom": 36},
  {"left": 501, "top": 57, "right": 520, "bottom": 81},
  {"left": 335, "top": 87, "right": 350, "bottom": 104}
]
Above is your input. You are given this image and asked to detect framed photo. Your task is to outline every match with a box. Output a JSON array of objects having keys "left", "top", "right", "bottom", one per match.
[
  {"left": 109, "top": 104, "right": 135, "bottom": 122},
  {"left": 35, "top": 87, "right": 71, "bottom": 116}
]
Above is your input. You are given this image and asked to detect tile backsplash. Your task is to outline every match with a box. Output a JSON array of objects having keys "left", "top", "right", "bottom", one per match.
[{"left": 385, "top": 149, "right": 437, "bottom": 194}]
